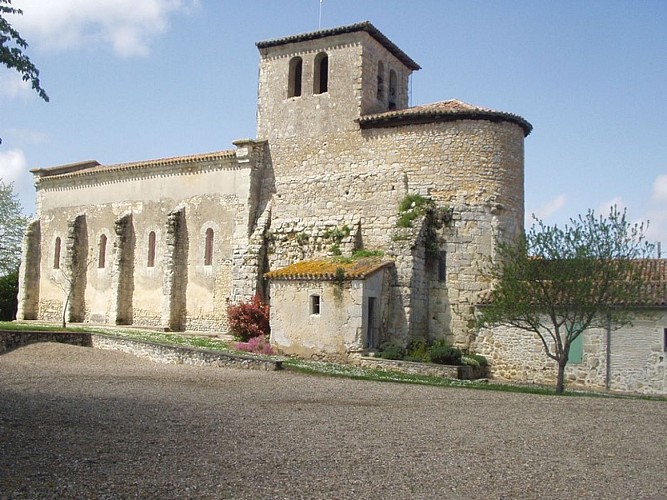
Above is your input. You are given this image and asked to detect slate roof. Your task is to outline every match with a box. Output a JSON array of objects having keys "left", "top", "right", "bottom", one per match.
[
  {"left": 358, "top": 99, "right": 533, "bottom": 137},
  {"left": 256, "top": 21, "right": 421, "bottom": 71},
  {"left": 265, "top": 257, "right": 393, "bottom": 281},
  {"left": 31, "top": 150, "right": 237, "bottom": 179}
]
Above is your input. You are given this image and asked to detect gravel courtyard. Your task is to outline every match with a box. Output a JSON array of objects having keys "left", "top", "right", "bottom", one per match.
[{"left": 1, "top": 343, "right": 665, "bottom": 499}]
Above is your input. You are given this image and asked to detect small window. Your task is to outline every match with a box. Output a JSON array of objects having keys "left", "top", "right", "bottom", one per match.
[
  {"left": 204, "top": 228, "right": 214, "bottom": 266},
  {"left": 288, "top": 56, "right": 303, "bottom": 98},
  {"left": 310, "top": 294, "right": 321, "bottom": 315},
  {"left": 98, "top": 234, "right": 107, "bottom": 269},
  {"left": 314, "top": 52, "right": 328, "bottom": 94},
  {"left": 388, "top": 69, "right": 397, "bottom": 110},
  {"left": 438, "top": 251, "right": 447, "bottom": 282},
  {"left": 663, "top": 328, "right": 667, "bottom": 352},
  {"left": 568, "top": 333, "right": 583, "bottom": 364},
  {"left": 147, "top": 231, "right": 156, "bottom": 268},
  {"left": 376, "top": 61, "right": 385, "bottom": 101},
  {"left": 53, "top": 237, "right": 61, "bottom": 269}
]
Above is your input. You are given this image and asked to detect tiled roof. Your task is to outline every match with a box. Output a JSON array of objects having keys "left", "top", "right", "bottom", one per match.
[
  {"left": 31, "top": 150, "right": 237, "bottom": 180},
  {"left": 265, "top": 257, "right": 393, "bottom": 281},
  {"left": 358, "top": 99, "right": 533, "bottom": 137},
  {"left": 479, "top": 259, "right": 667, "bottom": 307},
  {"left": 632, "top": 259, "right": 667, "bottom": 306},
  {"left": 256, "top": 21, "right": 421, "bottom": 71}
]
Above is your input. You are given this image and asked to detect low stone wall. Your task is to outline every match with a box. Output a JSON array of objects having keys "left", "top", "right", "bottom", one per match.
[
  {"left": 0, "top": 331, "right": 282, "bottom": 371},
  {"left": 354, "top": 356, "right": 487, "bottom": 380},
  {"left": 91, "top": 335, "right": 282, "bottom": 371},
  {"left": 0, "top": 330, "right": 92, "bottom": 353}
]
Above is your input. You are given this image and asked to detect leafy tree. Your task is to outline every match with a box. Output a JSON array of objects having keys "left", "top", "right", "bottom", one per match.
[
  {"left": 0, "top": 180, "right": 27, "bottom": 320},
  {"left": 0, "top": 269, "right": 18, "bottom": 320},
  {"left": 0, "top": 0, "right": 48, "bottom": 101},
  {"left": 478, "top": 207, "right": 654, "bottom": 394},
  {"left": 0, "top": 179, "right": 29, "bottom": 276}
]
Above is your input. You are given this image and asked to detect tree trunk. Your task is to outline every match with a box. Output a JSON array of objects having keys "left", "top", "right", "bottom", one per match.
[{"left": 556, "top": 359, "right": 567, "bottom": 394}]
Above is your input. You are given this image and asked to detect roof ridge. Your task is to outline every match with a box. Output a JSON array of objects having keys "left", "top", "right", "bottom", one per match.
[
  {"left": 256, "top": 21, "right": 420, "bottom": 71},
  {"left": 33, "top": 149, "right": 238, "bottom": 180},
  {"left": 358, "top": 100, "right": 533, "bottom": 137}
]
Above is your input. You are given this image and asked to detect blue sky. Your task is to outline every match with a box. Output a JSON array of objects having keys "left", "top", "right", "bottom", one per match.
[{"left": 2, "top": 0, "right": 666, "bottom": 248}]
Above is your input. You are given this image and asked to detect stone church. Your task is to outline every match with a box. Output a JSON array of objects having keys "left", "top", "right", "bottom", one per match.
[{"left": 17, "top": 22, "right": 532, "bottom": 358}]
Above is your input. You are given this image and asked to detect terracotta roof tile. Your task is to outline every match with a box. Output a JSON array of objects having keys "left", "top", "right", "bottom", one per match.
[
  {"left": 256, "top": 21, "right": 421, "bottom": 71},
  {"left": 358, "top": 99, "right": 533, "bottom": 137},
  {"left": 265, "top": 257, "right": 393, "bottom": 281},
  {"left": 631, "top": 259, "right": 667, "bottom": 306},
  {"left": 32, "top": 150, "right": 237, "bottom": 180},
  {"left": 478, "top": 259, "right": 667, "bottom": 307}
]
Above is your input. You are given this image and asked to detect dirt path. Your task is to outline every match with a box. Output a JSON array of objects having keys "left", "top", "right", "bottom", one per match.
[{"left": 1, "top": 343, "right": 665, "bottom": 499}]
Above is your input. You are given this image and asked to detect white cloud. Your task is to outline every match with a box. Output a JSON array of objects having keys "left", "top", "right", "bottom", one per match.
[
  {"left": 0, "top": 150, "right": 36, "bottom": 215},
  {"left": 532, "top": 194, "right": 566, "bottom": 220},
  {"left": 11, "top": 0, "right": 197, "bottom": 57},
  {"left": 650, "top": 174, "right": 667, "bottom": 204},
  {"left": 596, "top": 197, "right": 624, "bottom": 216},
  {"left": 643, "top": 210, "right": 667, "bottom": 247},
  {"left": 0, "top": 150, "right": 28, "bottom": 185},
  {"left": 0, "top": 72, "right": 34, "bottom": 100}
]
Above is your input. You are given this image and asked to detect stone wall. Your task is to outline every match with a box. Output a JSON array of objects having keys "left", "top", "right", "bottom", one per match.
[
  {"left": 16, "top": 219, "right": 41, "bottom": 320},
  {"left": 270, "top": 269, "right": 390, "bottom": 359},
  {"left": 0, "top": 331, "right": 281, "bottom": 371},
  {"left": 0, "top": 331, "right": 92, "bottom": 354},
  {"left": 26, "top": 146, "right": 266, "bottom": 333},
  {"left": 256, "top": 30, "right": 414, "bottom": 142},
  {"left": 263, "top": 118, "right": 524, "bottom": 347},
  {"left": 473, "top": 311, "right": 667, "bottom": 395},
  {"left": 353, "top": 356, "right": 486, "bottom": 380}
]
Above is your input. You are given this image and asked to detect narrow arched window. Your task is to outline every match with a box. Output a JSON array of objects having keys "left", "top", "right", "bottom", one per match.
[
  {"left": 313, "top": 52, "right": 328, "bottom": 94},
  {"left": 204, "top": 228, "right": 214, "bottom": 266},
  {"left": 98, "top": 234, "right": 107, "bottom": 269},
  {"left": 376, "top": 61, "right": 385, "bottom": 101},
  {"left": 53, "top": 237, "right": 61, "bottom": 269},
  {"left": 147, "top": 231, "right": 156, "bottom": 268},
  {"left": 388, "top": 69, "right": 397, "bottom": 110},
  {"left": 288, "top": 56, "right": 303, "bottom": 98}
]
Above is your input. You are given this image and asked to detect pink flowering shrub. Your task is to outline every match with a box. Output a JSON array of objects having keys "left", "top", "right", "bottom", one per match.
[
  {"left": 226, "top": 294, "right": 270, "bottom": 341},
  {"left": 235, "top": 335, "right": 274, "bottom": 355}
]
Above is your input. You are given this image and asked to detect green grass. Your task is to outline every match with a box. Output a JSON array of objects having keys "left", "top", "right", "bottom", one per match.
[
  {"left": 3, "top": 321, "right": 665, "bottom": 400},
  {"left": 1, "top": 321, "right": 234, "bottom": 352}
]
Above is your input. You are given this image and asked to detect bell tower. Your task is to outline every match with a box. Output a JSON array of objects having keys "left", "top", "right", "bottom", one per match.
[{"left": 255, "top": 22, "right": 420, "bottom": 141}]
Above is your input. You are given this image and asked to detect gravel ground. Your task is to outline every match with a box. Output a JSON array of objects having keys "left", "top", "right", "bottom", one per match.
[{"left": 1, "top": 343, "right": 665, "bottom": 499}]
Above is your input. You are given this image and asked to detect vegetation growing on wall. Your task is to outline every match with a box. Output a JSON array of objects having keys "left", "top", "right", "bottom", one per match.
[
  {"left": 323, "top": 225, "right": 351, "bottom": 255},
  {"left": 397, "top": 194, "right": 434, "bottom": 228},
  {"left": 396, "top": 194, "right": 454, "bottom": 258}
]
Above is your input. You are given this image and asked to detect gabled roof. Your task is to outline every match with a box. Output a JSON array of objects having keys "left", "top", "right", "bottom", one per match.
[
  {"left": 479, "top": 258, "right": 667, "bottom": 307},
  {"left": 256, "top": 21, "right": 421, "bottom": 71},
  {"left": 358, "top": 99, "right": 533, "bottom": 137},
  {"left": 31, "top": 150, "right": 237, "bottom": 180},
  {"left": 265, "top": 257, "right": 393, "bottom": 281},
  {"left": 632, "top": 259, "right": 667, "bottom": 306}
]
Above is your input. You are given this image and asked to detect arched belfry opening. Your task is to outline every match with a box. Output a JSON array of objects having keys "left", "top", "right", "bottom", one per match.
[
  {"left": 377, "top": 61, "right": 385, "bottom": 102},
  {"left": 288, "top": 56, "right": 303, "bottom": 98},
  {"left": 256, "top": 22, "right": 421, "bottom": 139},
  {"left": 314, "top": 52, "right": 329, "bottom": 94},
  {"left": 388, "top": 69, "right": 397, "bottom": 110}
]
